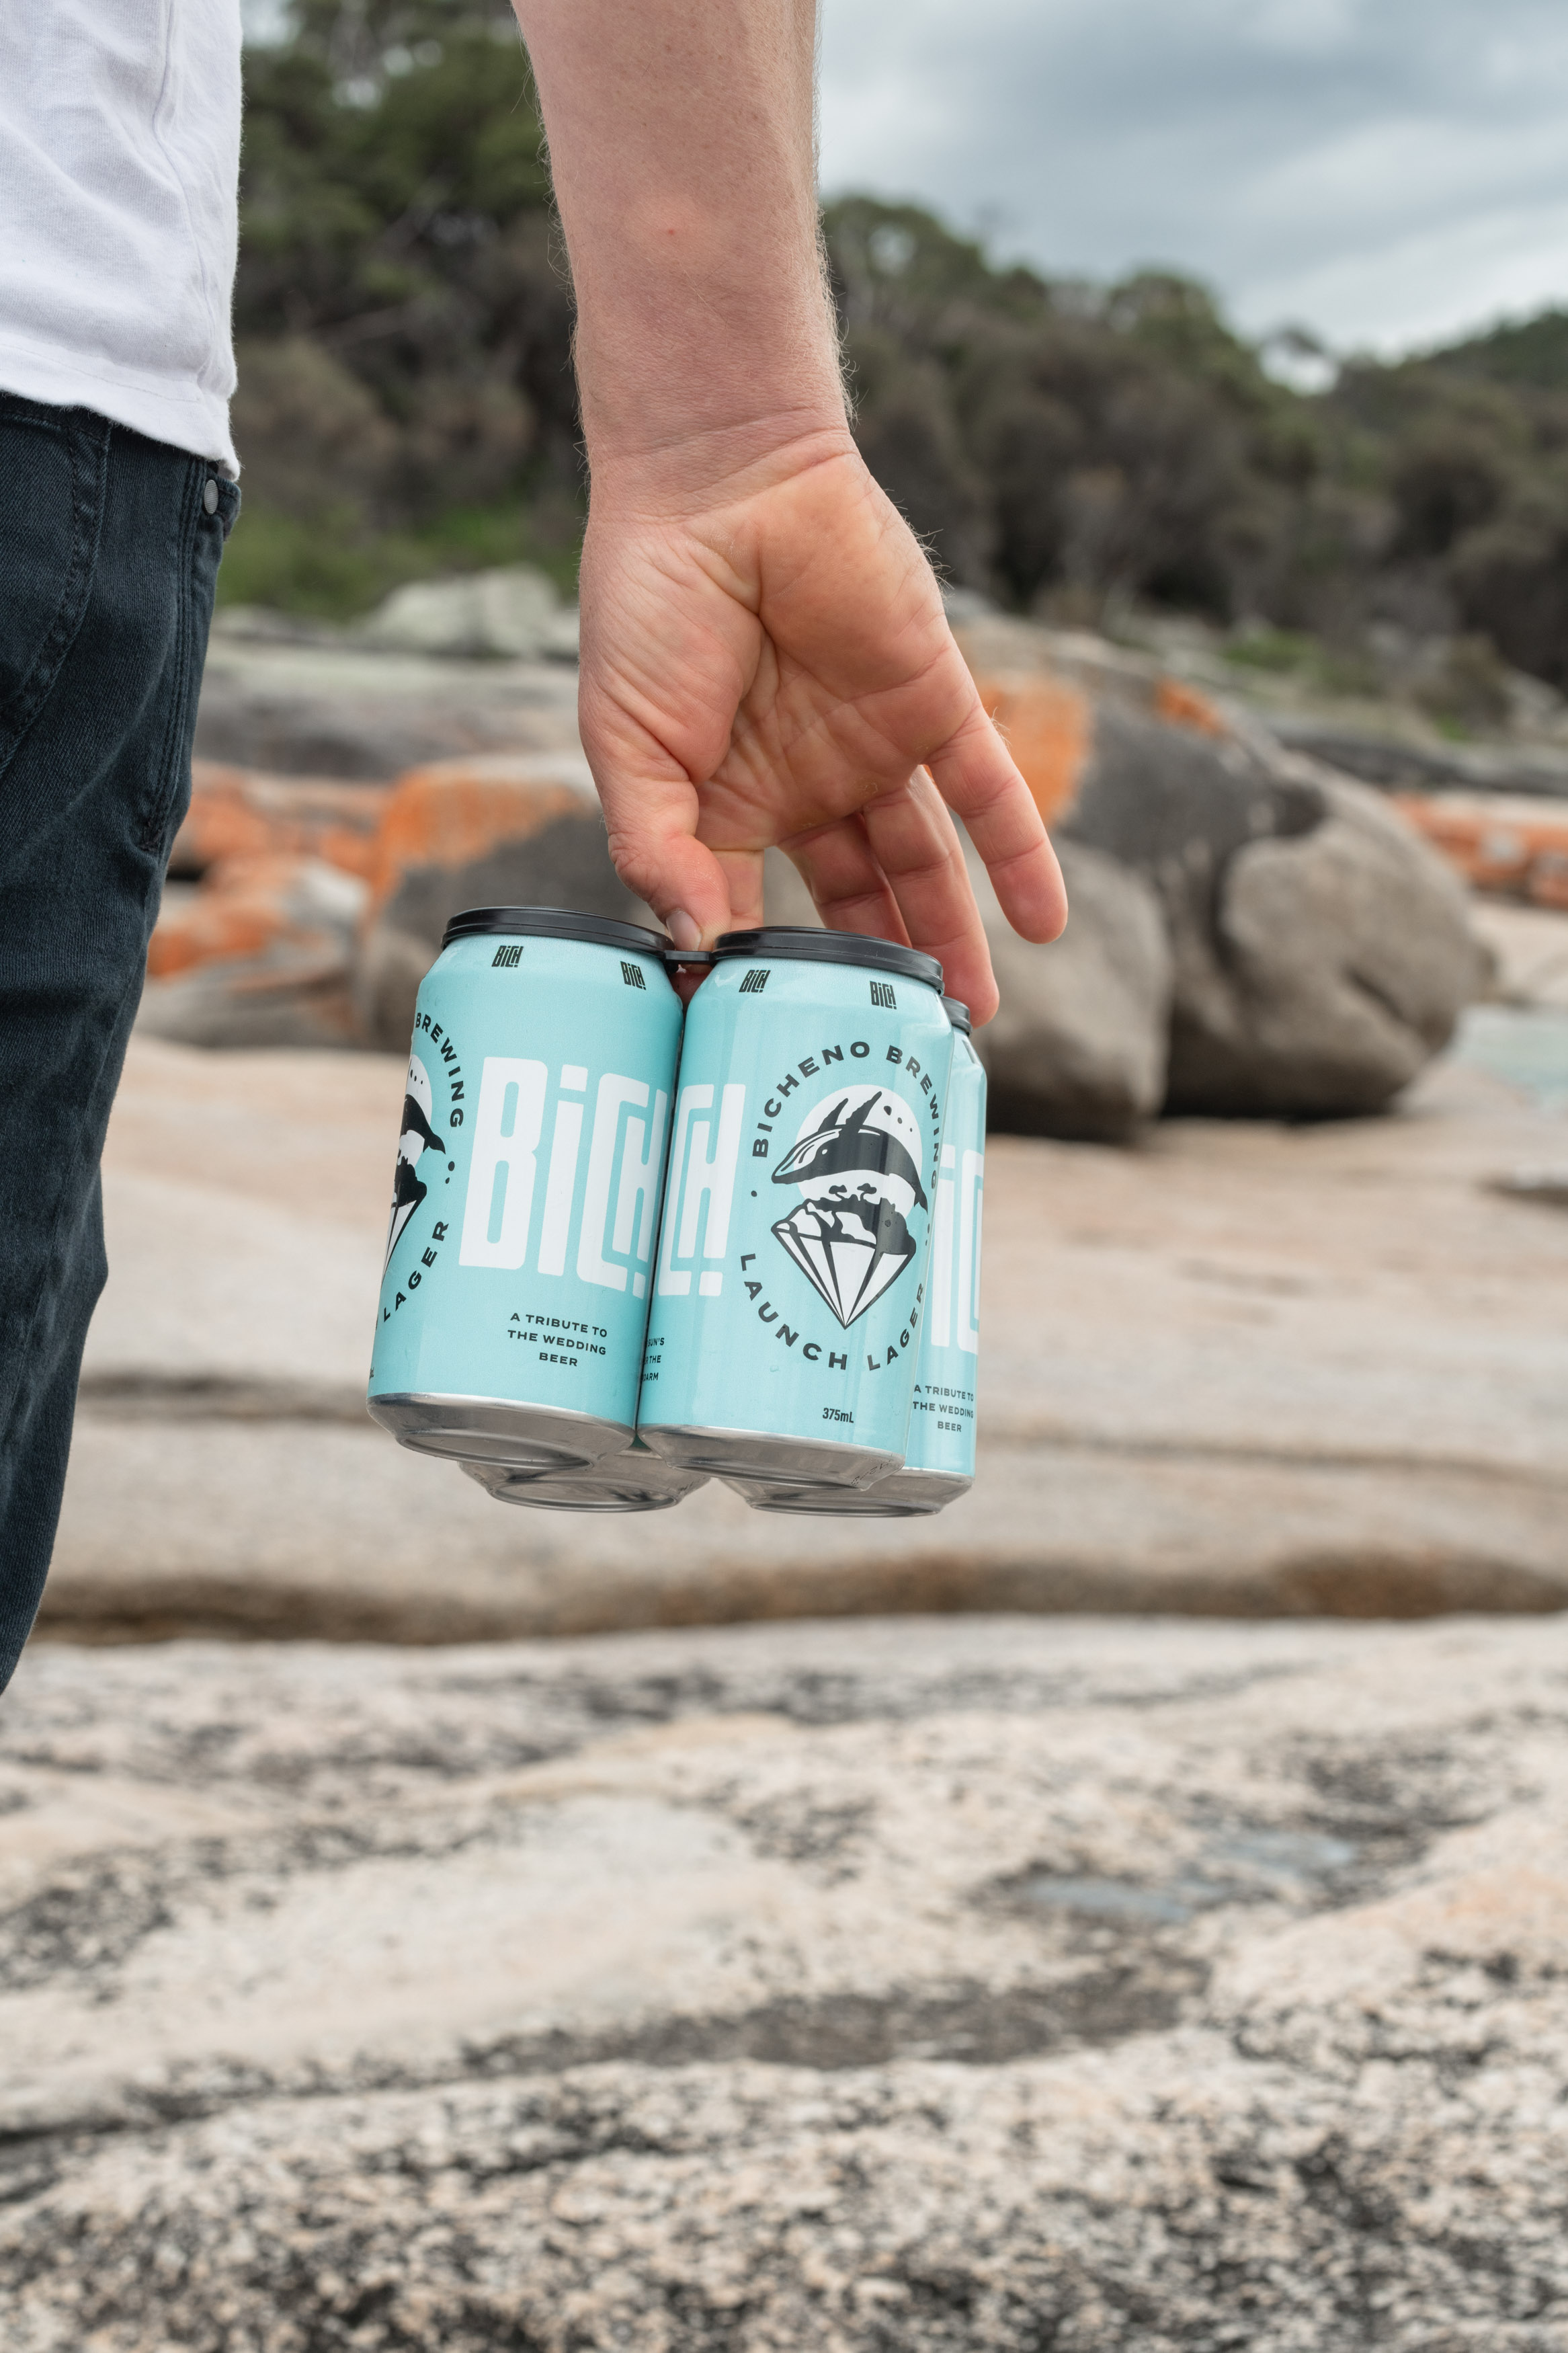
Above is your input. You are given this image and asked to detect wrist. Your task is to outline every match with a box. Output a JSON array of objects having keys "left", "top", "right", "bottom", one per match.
[
  {"left": 582, "top": 403, "right": 857, "bottom": 518},
  {"left": 570, "top": 210, "right": 845, "bottom": 501}
]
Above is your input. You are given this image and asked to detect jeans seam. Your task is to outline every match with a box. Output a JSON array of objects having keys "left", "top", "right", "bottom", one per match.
[
  {"left": 0, "top": 944, "right": 149, "bottom": 1458},
  {"left": 134, "top": 459, "right": 202, "bottom": 854},
  {"left": 0, "top": 415, "right": 110, "bottom": 787}
]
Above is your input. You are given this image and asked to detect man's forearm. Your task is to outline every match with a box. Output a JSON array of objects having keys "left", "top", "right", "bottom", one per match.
[
  {"left": 509, "top": 0, "right": 1067, "bottom": 1001},
  {"left": 512, "top": 0, "right": 846, "bottom": 485}
]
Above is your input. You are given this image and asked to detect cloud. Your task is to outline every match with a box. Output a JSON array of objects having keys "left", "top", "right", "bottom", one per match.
[{"left": 818, "top": 0, "right": 1568, "bottom": 352}]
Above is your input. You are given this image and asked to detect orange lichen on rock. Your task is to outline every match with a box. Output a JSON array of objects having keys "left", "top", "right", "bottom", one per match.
[
  {"left": 971, "top": 672, "right": 1093, "bottom": 825},
  {"left": 148, "top": 854, "right": 358, "bottom": 982},
  {"left": 364, "top": 758, "right": 597, "bottom": 922},
  {"left": 1390, "top": 791, "right": 1568, "bottom": 904},
  {"left": 173, "top": 762, "right": 390, "bottom": 881},
  {"left": 1153, "top": 678, "right": 1227, "bottom": 736}
]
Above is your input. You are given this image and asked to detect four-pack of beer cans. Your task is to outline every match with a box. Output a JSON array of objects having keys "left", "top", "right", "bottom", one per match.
[{"left": 368, "top": 907, "right": 985, "bottom": 1515}]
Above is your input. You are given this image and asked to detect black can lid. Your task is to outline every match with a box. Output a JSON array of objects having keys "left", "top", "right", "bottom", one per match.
[
  {"left": 714, "top": 926, "right": 943, "bottom": 992},
  {"left": 942, "top": 995, "right": 973, "bottom": 1034},
  {"left": 442, "top": 906, "right": 670, "bottom": 955}
]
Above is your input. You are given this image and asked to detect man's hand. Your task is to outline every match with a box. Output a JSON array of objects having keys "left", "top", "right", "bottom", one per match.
[
  {"left": 513, "top": 0, "right": 1067, "bottom": 1021},
  {"left": 579, "top": 427, "right": 1066, "bottom": 1023}
]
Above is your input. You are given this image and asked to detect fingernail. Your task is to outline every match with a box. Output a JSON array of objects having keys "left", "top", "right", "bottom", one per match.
[{"left": 667, "top": 910, "right": 702, "bottom": 951}]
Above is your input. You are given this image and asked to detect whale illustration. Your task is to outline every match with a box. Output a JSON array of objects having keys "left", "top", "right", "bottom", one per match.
[{"left": 771, "top": 1090, "right": 929, "bottom": 1213}]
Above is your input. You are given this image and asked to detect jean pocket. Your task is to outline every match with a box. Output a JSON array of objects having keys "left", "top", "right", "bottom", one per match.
[
  {"left": 0, "top": 401, "right": 109, "bottom": 776},
  {"left": 133, "top": 463, "right": 236, "bottom": 858}
]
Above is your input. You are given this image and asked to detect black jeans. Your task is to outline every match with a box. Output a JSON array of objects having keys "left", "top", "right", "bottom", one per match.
[{"left": 0, "top": 395, "right": 235, "bottom": 1691}]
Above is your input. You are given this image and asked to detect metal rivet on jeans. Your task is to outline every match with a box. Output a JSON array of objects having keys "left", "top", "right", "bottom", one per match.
[{"left": 203, "top": 478, "right": 219, "bottom": 515}]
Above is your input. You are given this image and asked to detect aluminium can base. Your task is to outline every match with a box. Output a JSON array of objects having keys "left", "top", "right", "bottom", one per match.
[
  {"left": 725, "top": 1480, "right": 926, "bottom": 1518},
  {"left": 638, "top": 1422, "right": 901, "bottom": 1490},
  {"left": 725, "top": 1468, "right": 971, "bottom": 1517},
  {"left": 477, "top": 1485, "right": 684, "bottom": 1514},
  {"left": 462, "top": 1457, "right": 709, "bottom": 1513},
  {"left": 368, "top": 1392, "right": 632, "bottom": 1472}
]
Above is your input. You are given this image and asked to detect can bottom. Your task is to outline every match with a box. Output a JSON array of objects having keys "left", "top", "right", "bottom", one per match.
[
  {"left": 368, "top": 1392, "right": 632, "bottom": 1472},
  {"left": 462, "top": 1449, "right": 708, "bottom": 1513},
  {"left": 725, "top": 1466, "right": 972, "bottom": 1517},
  {"left": 496, "top": 1492, "right": 678, "bottom": 1513},
  {"left": 638, "top": 1423, "right": 899, "bottom": 1489},
  {"left": 880, "top": 1467, "right": 973, "bottom": 1511}
]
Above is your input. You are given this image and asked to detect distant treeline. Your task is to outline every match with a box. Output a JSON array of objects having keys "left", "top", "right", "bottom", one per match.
[{"left": 235, "top": 0, "right": 1568, "bottom": 690}]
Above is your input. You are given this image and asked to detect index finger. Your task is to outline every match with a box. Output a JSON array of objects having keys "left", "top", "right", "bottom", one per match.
[{"left": 580, "top": 676, "right": 736, "bottom": 947}]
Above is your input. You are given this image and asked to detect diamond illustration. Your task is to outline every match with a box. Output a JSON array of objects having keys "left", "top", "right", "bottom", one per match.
[
  {"left": 769, "top": 1084, "right": 927, "bottom": 1328},
  {"left": 772, "top": 1203, "right": 916, "bottom": 1327}
]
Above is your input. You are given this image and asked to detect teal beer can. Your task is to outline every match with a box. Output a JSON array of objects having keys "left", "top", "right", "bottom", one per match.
[
  {"left": 735, "top": 995, "right": 985, "bottom": 1513},
  {"left": 638, "top": 928, "right": 954, "bottom": 1486},
  {"left": 368, "top": 908, "right": 680, "bottom": 1469}
]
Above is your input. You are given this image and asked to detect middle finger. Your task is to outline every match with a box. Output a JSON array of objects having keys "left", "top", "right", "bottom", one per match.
[
  {"left": 860, "top": 767, "right": 993, "bottom": 1011},
  {"left": 782, "top": 809, "right": 908, "bottom": 945}
]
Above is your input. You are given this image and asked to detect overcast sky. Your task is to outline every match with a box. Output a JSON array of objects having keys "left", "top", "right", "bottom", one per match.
[{"left": 817, "top": 0, "right": 1568, "bottom": 357}]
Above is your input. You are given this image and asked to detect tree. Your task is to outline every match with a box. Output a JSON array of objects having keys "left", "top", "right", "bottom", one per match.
[
  {"left": 229, "top": 52, "right": 1568, "bottom": 682},
  {"left": 232, "top": 0, "right": 578, "bottom": 577}
]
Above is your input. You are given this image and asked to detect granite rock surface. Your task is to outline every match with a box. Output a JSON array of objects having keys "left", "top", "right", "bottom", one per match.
[
  {"left": 354, "top": 564, "right": 578, "bottom": 662},
  {"left": 3, "top": 1614, "right": 1567, "bottom": 2349},
  {"left": 194, "top": 630, "right": 583, "bottom": 781},
  {"left": 958, "top": 619, "right": 1484, "bottom": 1124},
  {"left": 48, "top": 1030, "right": 1568, "bottom": 1640},
  {"left": 190, "top": 621, "right": 1485, "bottom": 1123},
  {"left": 973, "top": 837, "right": 1173, "bottom": 1140}
]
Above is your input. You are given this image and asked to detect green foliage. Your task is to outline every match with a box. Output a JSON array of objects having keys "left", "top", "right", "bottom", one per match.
[
  {"left": 218, "top": 504, "right": 388, "bottom": 616},
  {"left": 231, "top": 18, "right": 1568, "bottom": 690},
  {"left": 824, "top": 200, "right": 1307, "bottom": 623},
  {"left": 1225, "top": 627, "right": 1318, "bottom": 674},
  {"left": 1222, "top": 627, "right": 1380, "bottom": 699},
  {"left": 239, "top": 7, "right": 550, "bottom": 335},
  {"left": 217, "top": 495, "right": 581, "bottom": 619},
  {"left": 233, "top": 1, "right": 581, "bottom": 586},
  {"left": 1428, "top": 309, "right": 1568, "bottom": 390},
  {"left": 821, "top": 196, "right": 1568, "bottom": 686}
]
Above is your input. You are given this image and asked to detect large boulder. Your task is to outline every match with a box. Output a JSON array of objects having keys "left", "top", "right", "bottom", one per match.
[
  {"left": 354, "top": 565, "right": 580, "bottom": 662},
  {"left": 961, "top": 623, "right": 1485, "bottom": 1123},
  {"left": 138, "top": 854, "right": 367, "bottom": 1050},
  {"left": 169, "top": 760, "right": 389, "bottom": 879},
  {"left": 145, "top": 764, "right": 388, "bottom": 1049},
  {"left": 1166, "top": 774, "right": 1482, "bottom": 1115},
  {"left": 751, "top": 840, "right": 1170, "bottom": 1141},
  {"left": 1390, "top": 787, "right": 1568, "bottom": 910},
  {"left": 971, "top": 838, "right": 1171, "bottom": 1139},
  {"left": 195, "top": 613, "right": 584, "bottom": 778},
  {"left": 352, "top": 752, "right": 651, "bottom": 1051},
  {"left": 756, "top": 827, "right": 1171, "bottom": 1142},
  {"left": 176, "top": 608, "right": 1484, "bottom": 1134}
]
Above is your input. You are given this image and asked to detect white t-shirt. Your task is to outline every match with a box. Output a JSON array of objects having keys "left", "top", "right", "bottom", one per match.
[{"left": 0, "top": 3, "right": 242, "bottom": 470}]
